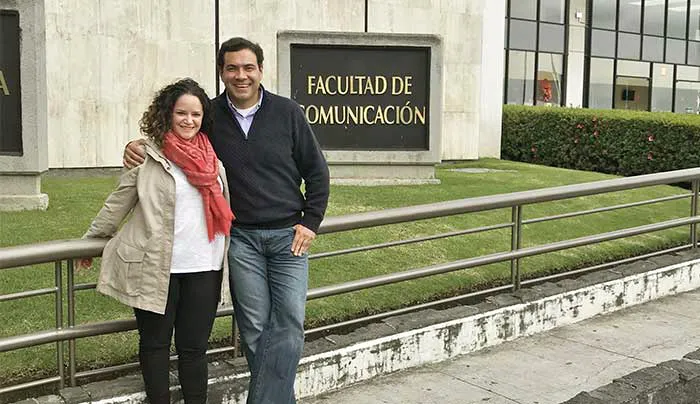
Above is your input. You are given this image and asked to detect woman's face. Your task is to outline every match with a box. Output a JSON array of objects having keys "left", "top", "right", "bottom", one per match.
[{"left": 170, "top": 94, "right": 203, "bottom": 141}]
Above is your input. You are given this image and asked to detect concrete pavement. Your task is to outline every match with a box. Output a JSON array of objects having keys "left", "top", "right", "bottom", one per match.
[{"left": 301, "top": 288, "right": 700, "bottom": 404}]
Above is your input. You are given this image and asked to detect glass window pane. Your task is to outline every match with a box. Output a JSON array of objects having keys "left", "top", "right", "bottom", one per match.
[
  {"left": 690, "top": 0, "right": 700, "bottom": 40},
  {"left": 591, "top": 29, "right": 617, "bottom": 57},
  {"left": 589, "top": 58, "right": 614, "bottom": 108},
  {"left": 615, "top": 76, "right": 650, "bottom": 110},
  {"left": 620, "top": 0, "right": 642, "bottom": 32},
  {"left": 592, "top": 0, "right": 617, "bottom": 29},
  {"left": 540, "top": 0, "right": 565, "bottom": 23},
  {"left": 677, "top": 65, "right": 700, "bottom": 80},
  {"left": 688, "top": 41, "right": 700, "bottom": 66},
  {"left": 539, "top": 23, "right": 565, "bottom": 53},
  {"left": 667, "top": 0, "right": 688, "bottom": 38},
  {"left": 674, "top": 81, "right": 700, "bottom": 113},
  {"left": 644, "top": 1, "right": 666, "bottom": 35},
  {"left": 509, "top": 19, "right": 537, "bottom": 50},
  {"left": 618, "top": 33, "right": 641, "bottom": 59},
  {"left": 652, "top": 63, "right": 674, "bottom": 112},
  {"left": 618, "top": 60, "right": 650, "bottom": 77},
  {"left": 536, "top": 53, "right": 564, "bottom": 105},
  {"left": 689, "top": 41, "right": 700, "bottom": 65},
  {"left": 643, "top": 35, "right": 665, "bottom": 61},
  {"left": 510, "top": 0, "right": 537, "bottom": 20},
  {"left": 507, "top": 50, "right": 536, "bottom": 105},
  {"left": 666, "top": 38, "right": 687, "bottom": 63}
]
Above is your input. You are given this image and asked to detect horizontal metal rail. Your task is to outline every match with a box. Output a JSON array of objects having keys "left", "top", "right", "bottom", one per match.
[
  {"left": 0, "top": 287, "right": 57, "bottom": 302},
  {"left": 310, "top": 223, "right": 513, "bottom": 259},
  {"left": 318, "top": 167, "right": 700, "bottom": 233},
  {"left": 524, "top": 194, "right": 691, "bottom": 225},
  {"left": 307, "top": 216, "right": 700, "bottom": 299}
]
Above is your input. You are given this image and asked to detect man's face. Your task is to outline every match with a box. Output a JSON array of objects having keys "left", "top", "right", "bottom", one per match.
[{"left": 219, "top": 49, "right": 263, "bottom": 109}]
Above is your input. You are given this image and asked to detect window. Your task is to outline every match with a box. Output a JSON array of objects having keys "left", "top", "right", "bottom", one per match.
[
  {"left": 505, "top": 0, "right": 566, "bottom": 106},
  {"left": 674, "top": 66, "right": 700, "bottom": 113},
  {"left": 536, "top": 53, "right": 563, "bottom": 105},
  {"left": 667, "top": 0, "right": 688, "bottom": 39},
  {"left": 615, "top": 76, "right": 650, "bottom": 110},
  {"left": 589, "top": 58, "right": 615, "bottom": 108},
  {"left": 643, "top": 35, "right": 665, "bottom": 61},
  {"left": 592, "top": 0, "right": 616, "bottom": 29},
  {"left": 618, "top": 33, "right": 641, "bottom": 59},
  {"left": 666, "top": 38, "right": 687, "bottom": 63},
  {"left": 674, "top": 81, "right": 700, "bottom": 113},
  {"left": 592, "top": 29, "right": 617, "bottom": 57},
  {"left": 644, "top": 0, "right": 666, "bottom": 36},
  {"left": 510, "top": 0, "right": 537, "bottom": 20},
  {"left": 619, "top": 0, "right": 642, "bottom": 33},
  {"left": 509, "top": 19, "right": 537, "bottom": 50},
  {"left": 652, "top": 64, "right": 674, "bottom": 112},
  {"left": 539, "top": 23, "right": 565, "bottom": 52},
  {"left": 689, "top": 0, "right": 700, "bottom": 41},
  {"left": 507, "top": 51, "right": 536, "bottom": 105},
  {"left": 540, "top": 0, "right": 565, "bottom": 23},
  {"left": 689, "top": 41, "right": 700, "bottom": 65}
]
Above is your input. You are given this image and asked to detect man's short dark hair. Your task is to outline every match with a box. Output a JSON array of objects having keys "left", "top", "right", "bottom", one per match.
[{"left": 217, "top": 37, "right": 264, "bottom": 69}]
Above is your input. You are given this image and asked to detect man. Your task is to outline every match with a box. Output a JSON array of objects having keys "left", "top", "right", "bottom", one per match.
[{"left": 124, "top": 37, "right": 330, "bottom": 404}]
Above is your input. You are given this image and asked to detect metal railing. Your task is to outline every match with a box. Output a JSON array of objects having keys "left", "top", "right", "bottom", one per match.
[{"left": 2, "top": 167, "right": 700, "bottom": 396}]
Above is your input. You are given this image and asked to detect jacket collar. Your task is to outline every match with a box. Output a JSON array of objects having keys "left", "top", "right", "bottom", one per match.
[{"left": 144, "top": 139, "right": 171, "bottom": 169}]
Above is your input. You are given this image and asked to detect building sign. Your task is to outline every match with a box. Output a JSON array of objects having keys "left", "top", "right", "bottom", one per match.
[
  {"left": 290, "top": 44, "right": 430, "bottom": 150},
  {"left": 0, "top": 10, "right": 22, "bottom": 155}
]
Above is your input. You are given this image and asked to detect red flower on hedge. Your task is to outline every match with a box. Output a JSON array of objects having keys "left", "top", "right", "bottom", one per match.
[
  {"left": 576, "top": 123, "right": 584, "bottom": 129},
  {"left": 648, "top": 134, "right": 655, "bottom": 142},
  {"left": 593, "top": 130, "right": 599, "bottom": 138},
  {"left": 647, "top": 152, "right": 654, "bottom": 160}
]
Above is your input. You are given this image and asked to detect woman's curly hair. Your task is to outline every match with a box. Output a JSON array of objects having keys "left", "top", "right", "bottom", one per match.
[{"left": 139, "top": 78, "right": 213, "bottom": 146}]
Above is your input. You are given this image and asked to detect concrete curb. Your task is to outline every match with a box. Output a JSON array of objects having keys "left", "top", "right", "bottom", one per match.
[{"left": 11, "top": 250, "right": 700, "bottom": 404}]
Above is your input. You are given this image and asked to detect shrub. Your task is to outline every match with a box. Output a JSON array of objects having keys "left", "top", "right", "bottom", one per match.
[{"left": 501, "top": 105, "right": 700, "bottom": 176}]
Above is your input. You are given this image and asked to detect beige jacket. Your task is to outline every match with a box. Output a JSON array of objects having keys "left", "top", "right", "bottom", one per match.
[{"left": 84, "top": 140, "right": 231, "bottom": 314}]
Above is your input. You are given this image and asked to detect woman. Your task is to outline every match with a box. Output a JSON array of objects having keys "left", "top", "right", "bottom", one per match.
[{"left": 80, "top": 78, "right": 233, "bottom": 404}]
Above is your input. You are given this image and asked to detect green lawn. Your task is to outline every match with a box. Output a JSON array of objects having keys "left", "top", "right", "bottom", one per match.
[{"left": 0, "top": 159, "right": 692, "bottom": 387}]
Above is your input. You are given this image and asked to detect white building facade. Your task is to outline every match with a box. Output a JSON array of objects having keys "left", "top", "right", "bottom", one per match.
[{"left": 11, "top": 0, "right": 506, "bottom": 169}]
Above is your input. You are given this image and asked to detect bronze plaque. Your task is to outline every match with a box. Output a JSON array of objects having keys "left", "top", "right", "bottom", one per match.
[
  {"left": 0, "top": 10, "right": 22, "bottom": 155},
  {"left": 290, "top": 44, "right": 430, "bottom": 150}
]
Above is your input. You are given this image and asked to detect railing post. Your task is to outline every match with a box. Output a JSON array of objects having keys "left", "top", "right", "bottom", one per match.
[
  {"left": 511, "top": 205, "right": 523, "bottom": 291},
  {"left": 232, "top": 315, "right": 240, "bottom": 357},
  {"left": 692, "top": 180, "right": 699, "bottom": 249},
  {"left": 67, "top": 259, "right": 77, "bottom": 386},
  {"left": 54, "top": 260, "right": 65, "bottom": 389}
]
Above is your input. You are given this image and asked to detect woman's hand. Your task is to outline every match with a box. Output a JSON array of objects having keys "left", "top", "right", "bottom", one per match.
[{"left": 75, "top": 258, "right": 93, "bottom": 271}]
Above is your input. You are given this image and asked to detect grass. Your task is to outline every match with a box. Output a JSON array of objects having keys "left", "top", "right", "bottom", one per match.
[{"left": 0, "top": 158, "right": 693, "bottom": 388}]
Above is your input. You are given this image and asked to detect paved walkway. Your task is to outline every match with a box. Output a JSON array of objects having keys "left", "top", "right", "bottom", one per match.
[{"left": 301, "top": 288, "right": 700, "bottom": 404}]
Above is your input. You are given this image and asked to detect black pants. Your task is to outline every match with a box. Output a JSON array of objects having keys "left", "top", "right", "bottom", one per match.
[{"left": 134, "top": 271, "right": 220, "bottom": 404}]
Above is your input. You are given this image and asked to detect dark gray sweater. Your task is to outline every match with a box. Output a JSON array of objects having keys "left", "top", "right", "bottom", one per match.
[{"left": 208, "top": 89, "right": 330, "bottom": 233}]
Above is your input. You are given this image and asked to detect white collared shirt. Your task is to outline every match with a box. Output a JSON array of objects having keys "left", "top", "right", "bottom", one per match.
[{"left": 227, "top": 91, "right": 263, "bottom": 138}]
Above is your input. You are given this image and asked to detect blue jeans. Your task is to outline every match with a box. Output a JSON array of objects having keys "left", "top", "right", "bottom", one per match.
[{"left": 228, "top": 227, "right": 308, "bottom": 404}]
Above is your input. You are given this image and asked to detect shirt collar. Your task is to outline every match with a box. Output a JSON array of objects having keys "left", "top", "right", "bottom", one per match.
[{"left": 226, "top": 89, "right": 263, "bottom": 118}]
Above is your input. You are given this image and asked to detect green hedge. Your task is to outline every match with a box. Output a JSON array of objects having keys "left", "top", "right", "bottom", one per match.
[{"left": 501, "top": 105, "right": 700, "bottom": 176}]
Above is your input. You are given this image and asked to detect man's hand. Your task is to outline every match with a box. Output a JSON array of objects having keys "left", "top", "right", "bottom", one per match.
[
  {"left": 291, "top": 224, "right": 316, "bottom": 256},
  {"left": 123, "top": 139, "right": 147, "bottom": 169}
]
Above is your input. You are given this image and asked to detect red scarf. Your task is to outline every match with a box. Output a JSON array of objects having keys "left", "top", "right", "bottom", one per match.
[{"left": 161, "top": 131, "right": 234, "bottom": 241}]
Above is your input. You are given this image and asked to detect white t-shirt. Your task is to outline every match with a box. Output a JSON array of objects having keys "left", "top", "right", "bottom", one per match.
[{"left": 169, "top": 163, "right": 226, "bottom": 274}]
